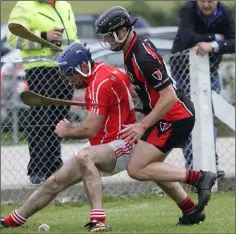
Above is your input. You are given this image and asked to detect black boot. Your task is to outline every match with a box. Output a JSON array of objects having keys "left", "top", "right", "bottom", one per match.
[
  {"left": 194, "top": 170, "right": 216, "bottom": 212},
  {"left": 177, "top": 209, "right": 205, "bottom": 225}
]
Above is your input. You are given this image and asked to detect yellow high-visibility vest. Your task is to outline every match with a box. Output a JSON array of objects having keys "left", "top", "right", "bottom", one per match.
[{"left": 7, "top": 1, "right": 79, "bottom": 70}]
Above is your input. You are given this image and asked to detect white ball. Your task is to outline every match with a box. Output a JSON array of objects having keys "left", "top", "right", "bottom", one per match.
[{"left": 38, "top": 223, "right": 50, "bottom": 232}]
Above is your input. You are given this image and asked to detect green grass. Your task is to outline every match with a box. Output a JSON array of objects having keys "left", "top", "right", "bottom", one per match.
[
  {"left": 1, "top": 192, "right": 235, "bottom": 233},
  {"left": 0, "top": 132, "right": 85, "bottom": 146},
  {"left": 2, "top": 1, "right": 234, "bottom": 24},
  {"left": 0, "top": 1, "right": 174, "bottom": 23},
  {"left": 1, "top": 132, "right": 27, "bottom": 146}
]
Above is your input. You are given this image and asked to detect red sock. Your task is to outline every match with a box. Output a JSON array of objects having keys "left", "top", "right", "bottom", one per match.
[
  {"left": 4, "top": 210, "right": 27, "bottom": 227},
  {"left": 177, "top": 196, "right": 196, "bottom": 214},
  {"left": 90, "top": 209, "right": 106, "bottom": 223},
  {"left": 184, "top": 169, "right": 202, "bottom": 185}
]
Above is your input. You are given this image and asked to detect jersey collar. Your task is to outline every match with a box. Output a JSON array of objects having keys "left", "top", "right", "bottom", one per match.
[
  {"left": 84, "top": 62, "right": 104, "bottom": 84},
  {"left": 124, "top": 32, "right": 138, "bottom": 60}
]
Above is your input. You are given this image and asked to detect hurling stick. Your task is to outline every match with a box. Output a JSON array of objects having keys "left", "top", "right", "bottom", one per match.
[
  {"left": 20, "top": 91, "right": 86, "bottom": 107},
  {"left": 8, "top": 23, "right": 63, "bottom": 52}
]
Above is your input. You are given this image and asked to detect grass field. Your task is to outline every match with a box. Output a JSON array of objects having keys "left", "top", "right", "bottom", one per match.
[
  {"left": 0, "top": 132, "right": 81, "bottom": 146},
  {"left": 1, "top": 192, "right": 235, "bottom": 233},
  {"left": 0, "top": 1, "right": 177, "bottom": 23},
  {"left": 1, "top": 1, "right": 234, "bottom": 24}
]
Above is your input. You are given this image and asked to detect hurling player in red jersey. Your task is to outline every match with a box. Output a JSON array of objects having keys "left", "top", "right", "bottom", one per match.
[
  {"left": 95, "top": 6, "right": 217, "bottom": 225},
  {"left": 1, "top": 43, "right": 136, "bottom": 232}
]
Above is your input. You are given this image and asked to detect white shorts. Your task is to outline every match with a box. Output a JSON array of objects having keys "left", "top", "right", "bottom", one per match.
[{"left": 76, "top": 140, "right": 133, "bottom": 174}]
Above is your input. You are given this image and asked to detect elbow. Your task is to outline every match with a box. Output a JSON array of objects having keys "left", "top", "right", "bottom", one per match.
[
  {"left": 170, "top": 87, "right": 179, "bottom": 106},
  {"left": 161, "top": 86, "right": 178, "bottom": 108},
  {"left": 86, "top": 126, "right": 99, "bottom": 138},
  {"left": 131, "top": 91, "right": 137, "bottom": 99},
  {"left": 180, "top": 35, "right": 196, "bottom": 48},
  {"left": 166, "top": 92, "right": 178, "bottom": 109},
  {"left": 128, "top": 87, "right": 137, "bottom": 99},
  {"left": 171, "top": 93, "right": 178, "bottom": 107},
  {"left": 183, "top": 39, "right": 196, "bottom": 49},
  {"left": 89, "top": 131, "right": 98, "bottom": 138}
]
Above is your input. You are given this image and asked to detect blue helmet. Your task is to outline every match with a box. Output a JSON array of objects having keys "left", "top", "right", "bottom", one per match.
[{"left": 57, "top": 42, "right": 92, "bottom": 77}]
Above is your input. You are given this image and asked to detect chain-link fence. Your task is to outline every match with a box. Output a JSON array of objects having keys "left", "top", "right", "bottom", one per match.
[
  {"left": 1, "top": 50, "right": 235, "bottom": 205},
  {"left": 169, "top": 50, "right": 235, "bottom": 173}
]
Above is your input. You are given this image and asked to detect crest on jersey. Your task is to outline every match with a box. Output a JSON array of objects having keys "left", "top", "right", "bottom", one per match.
[
  {"left": 109, "top": 75, "right": 116, "bottom": 81},
  {"left": 152, "top": 69, "right": 162, "bottom": 81},
  {"left": 159, "top": 122, "right": 172, "bottom": 132}
]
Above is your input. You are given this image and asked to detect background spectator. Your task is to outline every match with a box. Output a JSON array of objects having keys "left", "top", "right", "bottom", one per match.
[
  {"left": 7, "top": 0, "right": 79, "bottom": 185},
  {"left": 169, "top": 0, "right": 235, "bottom": 177}
]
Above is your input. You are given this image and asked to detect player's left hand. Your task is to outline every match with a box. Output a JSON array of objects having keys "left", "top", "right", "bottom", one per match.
[
  {"left": 54, "top": 119, "right": 71, "bottom": 137},
  {"left": 119, "top": 123, "right": 145, "bottom": 144},
  {"left": 194, "top": 42, "right": 213, "bottom": 56}
]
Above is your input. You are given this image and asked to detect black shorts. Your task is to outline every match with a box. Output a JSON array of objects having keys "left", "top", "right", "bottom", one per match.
[{"left": 141, "top": 116, "right": 195, "bottom": 153}]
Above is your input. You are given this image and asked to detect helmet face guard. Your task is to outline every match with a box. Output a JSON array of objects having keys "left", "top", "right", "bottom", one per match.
[
  {"left": 59, "top": 61, "right": 92, "bottom": 78},
  {"left": 57, "top": 61, "right": 91, "bottom": 89},
  {"left": 57, "top": 63, "right": 88, "bottom": 89},
  {"left": 97, "top": 30, "right": 130, "bottom": 51},
  {"left": 95, "top": 6, "right": 135, "bottom": 51}
]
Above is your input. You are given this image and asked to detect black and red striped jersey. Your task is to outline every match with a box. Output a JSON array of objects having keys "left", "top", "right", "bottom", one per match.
[{"left": 124, "top": 33, "right": 193, "bottom": 121}]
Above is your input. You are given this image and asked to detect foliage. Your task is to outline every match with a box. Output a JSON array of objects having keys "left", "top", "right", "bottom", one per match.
[
  {"left": 1, "top": 1, "right": 235, "bottom": 26},
  {"left": 127, "top": 1, "right": 182, "bottom": 26}
]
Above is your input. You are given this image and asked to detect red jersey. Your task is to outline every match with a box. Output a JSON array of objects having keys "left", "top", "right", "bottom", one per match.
[{"left": 84, "top": 62, "right": 136, "bottom": 145}]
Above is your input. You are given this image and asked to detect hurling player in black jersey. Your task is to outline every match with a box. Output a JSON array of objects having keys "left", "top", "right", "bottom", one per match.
[{"left": 95, "top": 6, "right": 217, "bottom": 225}]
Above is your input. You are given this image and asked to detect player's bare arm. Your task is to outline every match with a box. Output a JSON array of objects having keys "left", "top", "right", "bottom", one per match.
[
  {"left": 120, "top": 84, "right": 178, "bottom": 143},
  {"left": 129, "top": 85, "right": 137, "bottom": 99},
  {"left": 55, "top": 112, "right": 104, "bottom": 139}
]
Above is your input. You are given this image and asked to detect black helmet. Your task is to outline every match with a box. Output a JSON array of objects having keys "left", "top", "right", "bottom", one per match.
[
  {"left": 95, "top": 6, "right": 132, "bottom": 35},
  {"left": 95, "top": 6, "right": 134, "bottom": 51}
]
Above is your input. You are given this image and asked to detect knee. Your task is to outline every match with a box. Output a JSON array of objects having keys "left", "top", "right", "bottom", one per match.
[
  {"left": 75, "top": 150, "right": 93, "bottom": 172},
  {"left": 126, "top": 164, "right": 147, "bottom": 181},
  {"left": 42, "top": 175, "right": 60, "bottom": 194}
]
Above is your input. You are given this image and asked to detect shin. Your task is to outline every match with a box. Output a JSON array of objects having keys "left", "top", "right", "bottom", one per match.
[
  {"left": 156, "top": 181, "right": 187, "bottom": 203},
  {"left": 77, "top": 150, "right": 103, "bottom": 209},
  {"left": 18, "top": 156, "right": 83, "bottom": 218},
  {"left": 77, "top": 145, "right": 116, "bottom": 223}
]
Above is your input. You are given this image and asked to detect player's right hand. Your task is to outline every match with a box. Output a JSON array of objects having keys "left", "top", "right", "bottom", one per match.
[
  {"left": 54, "top": 119, "right": 71, "bottom": 137},
  {"left": 46, "top": 28, "right": 63, "bottom": 42}
]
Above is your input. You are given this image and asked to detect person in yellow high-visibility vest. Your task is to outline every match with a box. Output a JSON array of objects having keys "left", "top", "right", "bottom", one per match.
[{"left": 7, "top": 0, "right": 79, "bottom": 185}]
